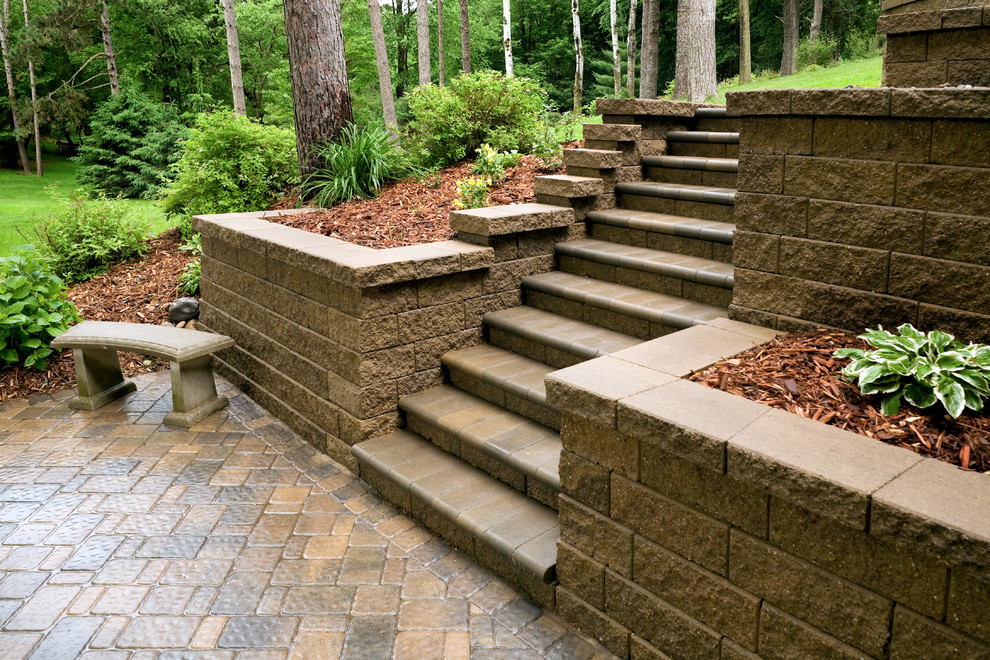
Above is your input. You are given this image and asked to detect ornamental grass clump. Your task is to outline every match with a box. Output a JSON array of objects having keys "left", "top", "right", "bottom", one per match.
[{"left": 834, "top": 324, "right": 990, "bottom": 418}]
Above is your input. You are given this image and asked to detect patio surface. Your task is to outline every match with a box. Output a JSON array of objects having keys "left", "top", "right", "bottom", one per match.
[{"left": 0, "top": 371, "right": 613, "bottom": 659}]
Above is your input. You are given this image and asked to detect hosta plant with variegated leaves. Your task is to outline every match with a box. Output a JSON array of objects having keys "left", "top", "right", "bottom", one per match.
[{"left": 834, "top": 324, "right": 990, "bottom": 419}]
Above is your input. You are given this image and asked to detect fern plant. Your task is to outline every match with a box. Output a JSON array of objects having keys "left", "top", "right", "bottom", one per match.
[{"left": 834, "top": 324, "right": 990, "bottom": 418}]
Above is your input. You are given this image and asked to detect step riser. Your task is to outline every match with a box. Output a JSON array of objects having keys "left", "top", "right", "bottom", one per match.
[
  {"left": 667, "top": 142, "right": 740, "bottom": 158},
  {"left": 487, "top": 326, "right": 585, "bottom": 370},
  {"left": 523, "top": 289, "right": 684, "bottom": 341},
  {"left": 557, "top": 255, "right": 733, "bottom": 307},
  {"left": 616, "top": 193, "right": 735, "bottom": 224},
  {"left": 587, "top": 223, "right": 733, "bottom": 263},
  {"left": 447, "top": 367, "right": 561, "bottom": 431},
  {"left": 645, "top": 167, "right": 737, "bottom": 189},
  {"left": 693, "top": 117, "right": 739, "bottom": 132}
]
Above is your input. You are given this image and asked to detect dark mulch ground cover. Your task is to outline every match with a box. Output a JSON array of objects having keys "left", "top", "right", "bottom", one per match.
[{"left": 689, "top": 329, "right": 990, "bottom": 472}]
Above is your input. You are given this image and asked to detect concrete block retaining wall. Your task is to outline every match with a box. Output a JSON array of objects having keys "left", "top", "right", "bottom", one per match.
[
  {"left": 547, "top": 320, "right": 990, "bottom": 660},
  {"left": 726, "top": 87, "right": 990, "bottom": 343},
  {"left": 193, "top": 209, "right": 581, "bottom": 471}
]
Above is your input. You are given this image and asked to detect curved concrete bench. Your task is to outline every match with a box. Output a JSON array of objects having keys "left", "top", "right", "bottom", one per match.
[{"left": 51, "top": 321, "right": 235, "bottom": 427}]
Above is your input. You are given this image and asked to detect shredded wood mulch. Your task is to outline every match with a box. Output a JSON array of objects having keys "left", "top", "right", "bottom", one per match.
[
  {"left": 0, "top": 229, "right": 195, "bottom": 404},
  {"left": 269, "top": 147, "right": 578, "bottom": 249},
  {"left": 689, "top": 329, "right": 990, "bottom": 473}
]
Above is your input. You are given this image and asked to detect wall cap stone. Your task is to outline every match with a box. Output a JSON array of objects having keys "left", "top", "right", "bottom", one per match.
[
  {"left": 878, "top": 4, "right": 986, "bottom": 31},
  {"left": 727, "top": 88, "right": 990, "bottom": 120},
  {"left": 448, "top": 203, "right": 576, "bottom": 237},
  {"left": 193, "top": 210, "right": 494, "bottom": 288}
]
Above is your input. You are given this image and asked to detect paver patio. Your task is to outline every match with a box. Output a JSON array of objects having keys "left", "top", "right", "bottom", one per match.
[{"left": 0, "top": 371, "right": 613, "bottom": 659}]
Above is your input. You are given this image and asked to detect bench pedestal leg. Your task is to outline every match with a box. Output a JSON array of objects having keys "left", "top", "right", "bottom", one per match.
[
  {"left": 163, "top": 355, "right": 228, "bottom": 427},
  {"left": 67, "top": 348, "right": 137, "bottom": 410}
]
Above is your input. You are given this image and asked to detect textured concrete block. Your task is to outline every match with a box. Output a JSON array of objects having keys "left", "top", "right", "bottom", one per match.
[
  {"left": 813, "top": 117, "right": 931, "bottom": 161},
  {"left": 726, "top": 90, "right": 792, "bottom": 116},
  {"left": 533, "top": 175, "right": 605, "bottom": 198},
  {"left": 884, "top": 60, "right": 950, "bottom": 88},
  {"left": 759, "top": 603, "right": 873, "bottom": 660},
  {"left": 733, "top": 193, "right": 809, "bottom": 236},
  {"left": 778, "top": 237, "right": 891, "bottom": 292},
  {"left": 556, "top": 587, "right": 630, "bottom": 658},
  {"left": 737, "top": 154, "right": 784, "bottom": 194},
  {"left": 891, "top": 88, "right": 990, "bottom": 120},
  {"left": 877, "top": 11, "right": 942, "bottom": 34},
  {"left": 582, "top": 123, "right": 642, "bottom": 142},
  {"left": 560, "top": 414, "right": 638, "bottom": 478},
  {"left": 947, "top": 59, "right": 990, "bottom": 87},
  {"left": 738, "top": 118, "right": 814, "bottom": 155},
  {"left": 784, "top": 156, "right": 896, "bottom": 205},
  {"left": 557, "top": 541, "right": 606, "bottom": 610},
  {"left": 932, "top": 120, "right": 990, "bottom": 167},
  {"left": 559, "top": 495, "right": 633, "bottom": 577},
  {"left": 896, "top": 163, "right": 990, "bottom": 216},
  {"left": 884, "top": 33, "right": 929, "bottom": 62},
  {"left": 890, "top": 605, "right": 990, "bottom": 659},
  {"left": 560, "top": 450, "right": 611, "bottom": 515},
  {"left": 733, "top": 231, "right": 780, "bottom": 273},
  {"left": 807, "top": 200, "right": 924, "bottom": 254},
  {"left": 889, "top": 253, "right": 990, "bottom": 314},
  {"left": 917, "top": 303, "right": 990, "bottom": 344},
  {"left": 449, "top": 203, "right": 575, "bottom": 237},
  {"left": 790, "top": 89, "right": 892, "bottom": 116},
  {"left": 928, "top": 27, "right": 990, "bottom": 60}
]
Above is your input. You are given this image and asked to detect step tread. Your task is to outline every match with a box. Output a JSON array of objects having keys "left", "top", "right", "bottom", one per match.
[
  {"left": 666, "top": 130, "right": 740, "bottom": 144},
  {"left": 642, "top": 155, "right": 738, "bottom": 173},
  {"left": 484, "top": 306, "right": 641, "bottom": 360},
  {"left": 616, "top": 181, "right": 736, "bottom": 205},
  {"left": 523, "top": 271, "right": 728, "bottom": 329},
  {"left": 695, "top": 107, "right": 728, "bottom": 118},
  {"left": 585, "top": 209, "right": 734, "bottom": 244},
  {"left": 353, "top": 430, "right": 558, "bottom": 582},
  {"left": 442, "top": 344, "right": 555, "bottom": 409},
  {"left": 401, "top": 385, "right": 561, "bottom": 489},
  {"left": 557, "top": 238, "right": 734, "bottom": 289}
]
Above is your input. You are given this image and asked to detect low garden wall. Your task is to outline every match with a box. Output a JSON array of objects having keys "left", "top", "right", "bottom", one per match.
[
  {"left": 547, "top": 319, "right": 990, "bottom": 660},
  {"left": 192, "top": 206, "right": 582, "bottom": 470},
  {"left": 726, "top": 87, "right": 990, "bottom": 343}
]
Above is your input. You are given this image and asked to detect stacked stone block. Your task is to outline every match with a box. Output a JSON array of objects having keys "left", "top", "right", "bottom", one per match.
[{"left": 727, "top": 87, "right": 990, "bottom": 343}]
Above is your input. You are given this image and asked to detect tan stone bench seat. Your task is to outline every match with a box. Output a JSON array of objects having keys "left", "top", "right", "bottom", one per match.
[{"left": 51, "top": 321, "right": 235, "bottom": 427}]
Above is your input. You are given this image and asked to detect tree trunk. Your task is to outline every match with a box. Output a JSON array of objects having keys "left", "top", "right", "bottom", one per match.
[
  {"left": 810, "top": 0, "right": 823, "bottom": 42},
  {"left": 283, "top": 0, "right": 353, "bottom": 177},
  {"left": 99, "top": 0, "right": 119, "bottom": 95},
  {"left": 222, "top": 0, "right": 246, "bottom": 115},
  {"left": 688, "top": 0, "right": 717, "bottom": 102},
  {"left": 396, "top": 0, "right": 409, "bottom": 97},
  {"left": 502, "top": 0, "right": 513, "bottom": 76},
  {"left": 0, "top": 0, "right": 28, "bottom": 173},
  {"left": 639, "top": 0, "right": 658, "bottom": 98},
  {"left": 739, "top": 0, "right": 751, "bottom": 83},
  {"left": 572, "top": 0, "right": 582, "bottom": 112},
  {"left": 417, "top": 0, "right": 431, "bottom": 85},
  {"left": 610, "top": 0, "right": 620, "bottom": 95},
  {"left": 781, "top": 0, "right": 799, "bottom": 75},
  {"left": 458, "top": 0, "right": 470, "bottom": 73},
  {"left": 368, "top": 0, "right": 398, "bottom": 135},
  {"left": 437, "top": 0, "right": 444, "bottom": 84},
  {"left": 626, "top": 0, "right": 637, "bottom": 96},
  {"left": 673, "top": 0, "right": 690, "bottom": 98},
  {"left": 20, "top": 0, "right": 40, "bottom": 176}
]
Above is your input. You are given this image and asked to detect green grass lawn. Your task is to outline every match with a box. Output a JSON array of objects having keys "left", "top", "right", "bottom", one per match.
[
  {"left": 713, "top": 55, "right": 883, "bottom": 101},
  {"left": 0, "top": 154, "right": 174, "bottom": 255}
]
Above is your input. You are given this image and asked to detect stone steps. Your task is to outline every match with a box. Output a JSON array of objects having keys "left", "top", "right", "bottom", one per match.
[
  {"left": 615, "top": 180, "right": 735, "bottom": 223},
  {"left": 484, "top": 305, "right": 641, "bottom": 368},
  {"left": 642, "top": 154, "right": 738, "bottom": 189},
  {"left": 585, "top": 209, "right": 734, "bottom": 264},
  {"left": 352, "top": 430, "right": 558, "bottom": 605},
  {"left": 667, "top": 130, "right": 740, "bottom": 159},
  {"left": 522, "top": 270, "right": 728, "bottom": 340}
]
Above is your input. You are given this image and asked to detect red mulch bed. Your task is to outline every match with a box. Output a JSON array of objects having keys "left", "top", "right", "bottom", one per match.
[
  {"left": 689, "top": 329, "right": 990, "bottom": 472},
  {"left": 268, "top": 150, "right": 574, "bottom": 249},
  {"left": 0, "top": 229, "right": 195, "bottom": 404}
]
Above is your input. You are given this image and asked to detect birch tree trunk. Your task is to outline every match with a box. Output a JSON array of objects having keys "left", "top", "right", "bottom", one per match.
[
  {"left": 639, "top": 0, "right": 658, "bottom": 98},
  {"left": 222, "top": 0, "right": 246, "bottom": 115},
  {"left": 368, "top": 0, "right": 398, "bottom": 135},
  {"left": 458, "top": 0, "right": 470, "bottom": 73},
  {"left": 100, "top": 0, "right": 119, "bottom": 95},
  {"left": 781, "top": 0, "right": 799, "bottom": 75},
  {"left": 437, "top": 0, "right": 444, "bottom": 84},
  {"left": 626, "top": 0, "right": 637, "bottom": 96},
  {"left": 572, "top": 0, "right": 583, "bottom": 111},
  {"left": 502, "top": 0, "right": 513, "bottom": 77},
  {"left": 688, "top": 0, "right": 717, "bottom": 103},
  {"left": 739, "top": 0, "right": 751, "bottom": 83},
  {"left": 283, "top": 0, "right": 353, "bottom": 177},
  {"left": 21, "top": 0, "right": 40, "bottom": 175},
  {"left": 673, "top": 0, "right": 690, "bottom": 98},
  {"left": 810, "top": 0, "right": 823, "bottom": 42},
  {"left": 417, "top": 0, "right": 431, "bottom": 85},
  {"left": 0, "top": 0, "right": 28, "bottom": 173},
  {"left": 610, "top": 0, "right": 620, "bottom": 95}
]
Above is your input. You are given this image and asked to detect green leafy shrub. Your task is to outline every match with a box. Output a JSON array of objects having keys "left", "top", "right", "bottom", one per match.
[
  {"left": 471, "top": 144, "right": 521, "bottom": 181},
  {"left": 404, "top": 71, "right": 548, "bottom": 168},
  {"left": 0, "top": 246, "right": 80, "bottom": 370},
  {"left": 797, "top": 36, "right": 838, "bottom": 69},
  {"left": 74, "top": 89, "right": 189, "bottom": 199},
  {"left": 177, "top": 233, "right": 202, "bottom": 296},
  {"left": 32, "top": 191, "right": 151, "bottom": 284},
  {"left": 842, "top": 30, "right": 883, "bottom": 61},
  {"left": 834, "top": 324, "right": 990, "bottom": 418},
  {"left": 160, "top": 110, "right": 299, "bottom": 217},
  {"left": 453, "top": 177, "right": 490, "bottom": 210},
  {"left": 302, "top": 124, "right": 417, "bottom": 207}
]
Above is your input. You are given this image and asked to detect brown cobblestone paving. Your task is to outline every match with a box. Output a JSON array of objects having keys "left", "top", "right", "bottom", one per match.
[{"left": 0, "top": 372, "right": 614, "bottom": 659}]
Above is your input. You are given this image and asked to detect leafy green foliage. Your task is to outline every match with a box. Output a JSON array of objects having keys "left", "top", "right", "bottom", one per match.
[
  {"left": 834, "top": 324, "right": 990, "bottom": 419},
  {"left": 74, "top": 89, "right": 189, "bottom": 200},
  {"left": 471, "top": 144, "right": 521, "bottom": 182},
  {"left": 159, "top": 110, "right": 299, "bottom": 217},
  {"left": 177, "top": 233, "right": 202, "bottom": 296},
  {"left": 0, "top": 246, "right": 80, "bottom": 371},
  {"left": 404, "top": 71, "right": 548, "bottom": 169},
  {"left": 453, "top": 177, "right": 490, "bottom": 210},
  {"left": 32, "top": 191, "right": 151, "bottom": 284},
  {"left": 797, "top": 36, "right": 839, "bottom": 69},
  {"left": 301, "top": 124, "right": 417, "bottom": 207}
]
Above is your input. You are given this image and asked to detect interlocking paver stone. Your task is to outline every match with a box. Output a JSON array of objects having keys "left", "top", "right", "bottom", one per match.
[{"left": 0, "top": 372, "right": 613, "bottom": 657}]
